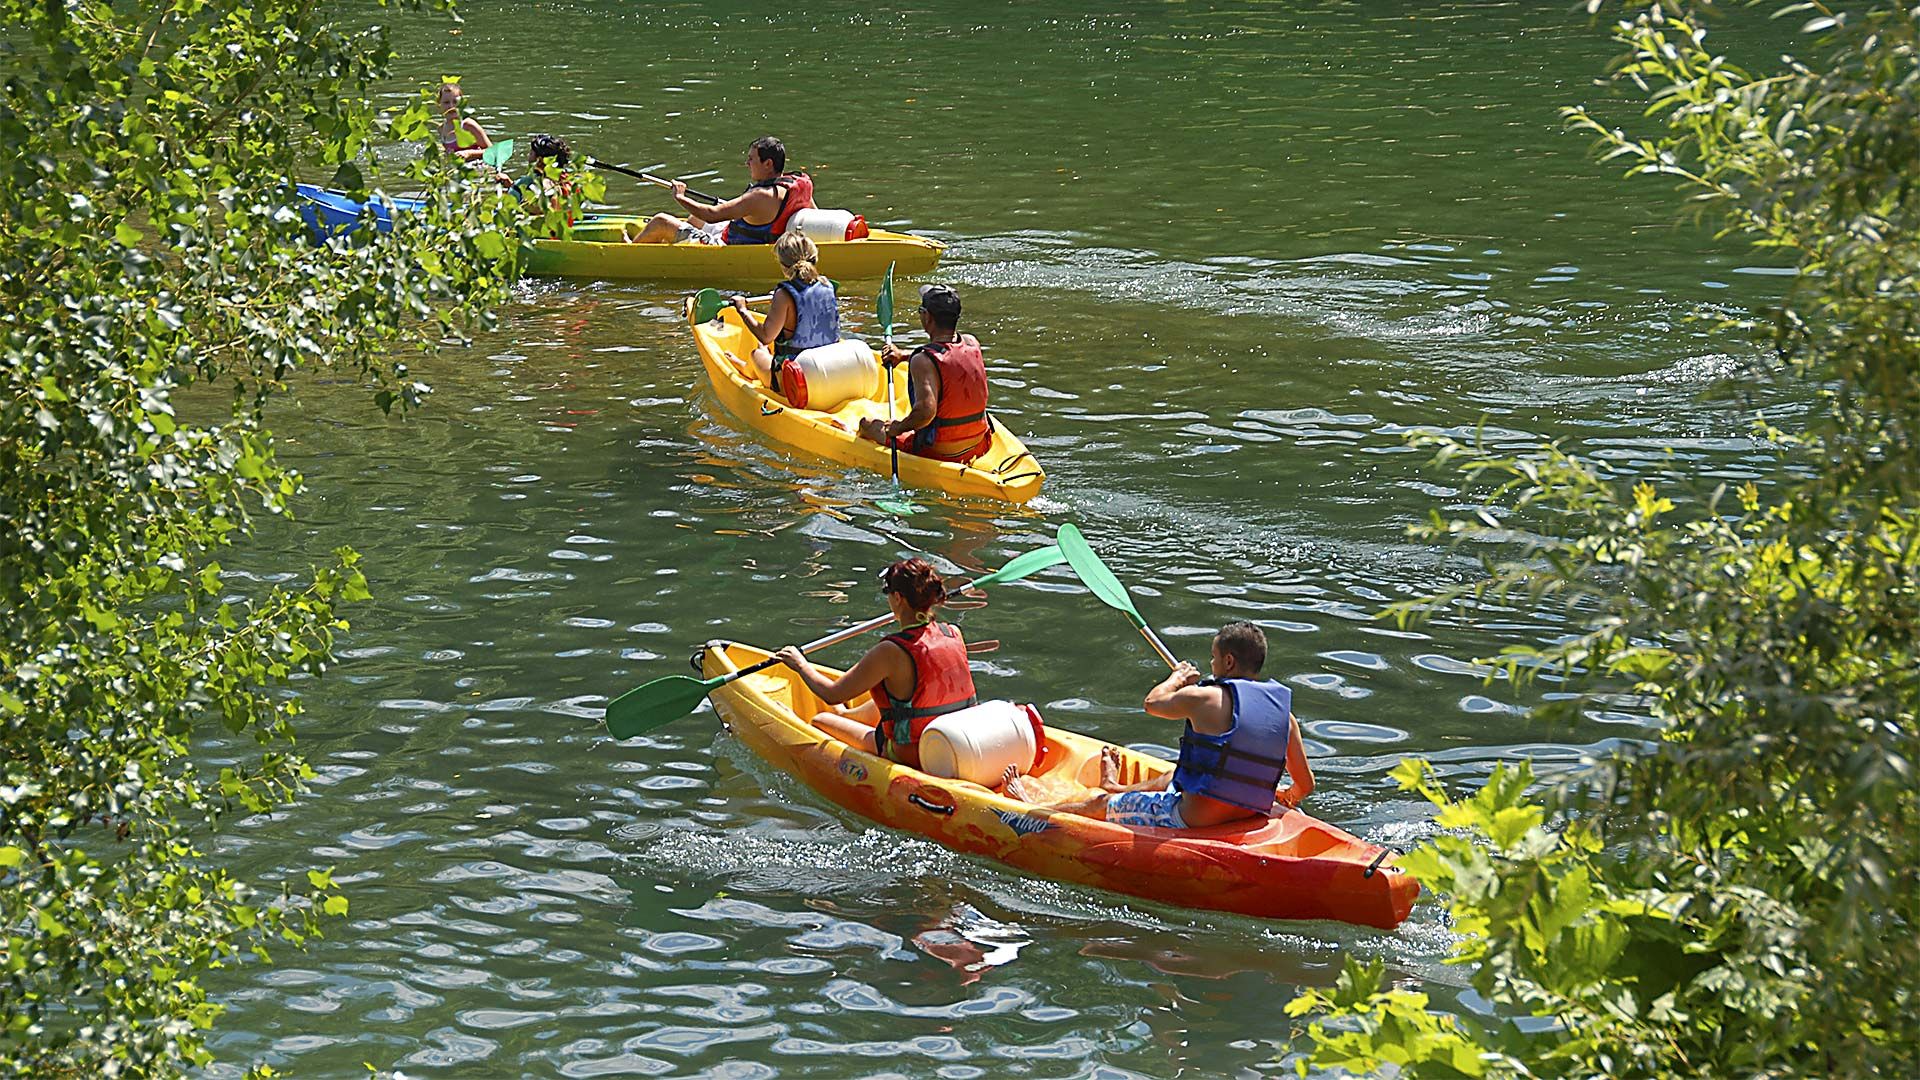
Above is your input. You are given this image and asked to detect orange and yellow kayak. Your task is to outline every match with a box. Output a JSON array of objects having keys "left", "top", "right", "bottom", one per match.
[
  {"left": 702, "top": 641, "right": 1420, "bottom": 929},
  {"left": 684, "top": 298, "right": 1045, "bottom": 503}
]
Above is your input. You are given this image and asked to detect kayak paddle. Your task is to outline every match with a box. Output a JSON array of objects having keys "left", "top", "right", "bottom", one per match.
[
  {"left": 873, "top": 262, "right": 924, "bottom": 516},
  {"left": 1057, "top": 523, "right": 1182, "bottom": 670},
  {"left": 585, "top": 158, "right": 721, "bottom": 203},
  {"left": 480, "top": 138, "right": 515, "bottom": 171},
  {"left": 604, "top": 544, "right": 1067, "bottom": 738},
  {"left": 692, "top": 287, "right": 771, "bottom": 323}
]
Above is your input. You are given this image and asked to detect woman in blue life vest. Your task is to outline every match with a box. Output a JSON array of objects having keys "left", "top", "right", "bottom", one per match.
[
  {"left": 1005, "top": 621, "right": 1313, "bottom": 830},
  {"left": 775, "top": 558, "right": 977, "bottom": 771},
  {"left": 728, "top": 232, "right": 839, "bottom": 386}
]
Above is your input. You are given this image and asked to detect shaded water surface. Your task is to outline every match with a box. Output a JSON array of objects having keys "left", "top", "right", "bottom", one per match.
[{"left": 204, "top": 2, "right": 1792, "bottom": 1075}]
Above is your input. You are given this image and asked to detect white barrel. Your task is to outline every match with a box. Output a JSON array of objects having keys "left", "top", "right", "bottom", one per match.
[
  {"left": 778, "top": 338, "right": 879, "bottom": 411},
  {"left": 786, "top": 208, "right": 859, "bottom": 243},
  {"left": 920, "top": 701, "right": 1040, "bottom": 787}
]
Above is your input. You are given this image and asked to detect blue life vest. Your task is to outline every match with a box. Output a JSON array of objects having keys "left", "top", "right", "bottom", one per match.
[
  {"left": 1170, "top": 677, "right": 1294, "bottom": 814},
  {"left": 774, "top": 277, "right": 840, "bottom": 357}
]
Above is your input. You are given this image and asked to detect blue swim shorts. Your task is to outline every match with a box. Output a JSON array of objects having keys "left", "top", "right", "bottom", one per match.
[{"left": 1106, "top": 789, "right": 1187, "bottom": 829}]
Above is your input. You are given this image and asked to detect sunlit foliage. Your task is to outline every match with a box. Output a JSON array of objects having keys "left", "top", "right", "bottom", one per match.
[
  {"left": 0, "top": 0, "right": 596, "bottom": 1073},
  {"left": 1298, "top": 3, "right": 1919, "bottom": 1076}
]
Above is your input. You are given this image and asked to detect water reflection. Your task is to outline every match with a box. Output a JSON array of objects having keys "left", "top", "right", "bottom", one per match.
[{"left": 193, "top": 0, "right": 1796, "bottom": 1074}]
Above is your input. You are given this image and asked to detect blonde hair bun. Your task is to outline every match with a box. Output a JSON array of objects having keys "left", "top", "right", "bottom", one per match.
[{"left": 774, "top": 231, "right": 821, "bottom": 285}]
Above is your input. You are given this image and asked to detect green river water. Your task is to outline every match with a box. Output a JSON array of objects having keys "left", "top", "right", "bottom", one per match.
[{"left": 203, "top": 2, "right": 1797, "bottom": 1075}]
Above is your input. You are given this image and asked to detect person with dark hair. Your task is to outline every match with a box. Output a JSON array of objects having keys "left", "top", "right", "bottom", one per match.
[
  {"left": 1005, "top": 621, "right": 1313, "bottom": 830},
  {"left": 775, "top": 558, "right": 976, "bottom": 770},
  {"left": 527, "top": 132, "right": 571, "bottom": 169},
  {"left": 516, "top": 133, "right": 577, "bottom": 216},
  {"left": 622, "top": 135, "right": 815, "bottom": 246},
  {"left": 856, "top": 285, "right": 994, "bottom": 462}
]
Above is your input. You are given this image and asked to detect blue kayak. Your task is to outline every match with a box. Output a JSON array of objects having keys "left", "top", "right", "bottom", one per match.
[{"left": 295, "top": 183, "right": 424, "bottom": 241}]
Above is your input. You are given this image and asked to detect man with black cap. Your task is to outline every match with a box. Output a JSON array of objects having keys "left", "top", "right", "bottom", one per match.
[{"left": 857, "top": 285, "right": 994, "bottom": 462}]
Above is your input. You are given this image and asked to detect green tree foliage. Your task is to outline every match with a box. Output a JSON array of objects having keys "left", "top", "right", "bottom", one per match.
[
  {"left": 1, "top": 0, "right": 595, "bottom": 1073},
  {"left": 1298, "top": 3, "right": 1918, "bottom": 1076}
]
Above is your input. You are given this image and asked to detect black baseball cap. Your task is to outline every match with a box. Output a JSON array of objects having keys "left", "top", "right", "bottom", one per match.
[{"left": 918, "top": 284, "right": 962, "bottom": 319}]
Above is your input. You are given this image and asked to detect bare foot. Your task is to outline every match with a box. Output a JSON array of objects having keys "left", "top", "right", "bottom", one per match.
[
  {"left": 1100, "top": 746, "right": 1123, "bottom": 790},
  {"left": 1004, "top": 775, "right": 1042, "bottom": 804},
  {"left": 996, "top": 763, "right": 1019, "bottom": 790}
]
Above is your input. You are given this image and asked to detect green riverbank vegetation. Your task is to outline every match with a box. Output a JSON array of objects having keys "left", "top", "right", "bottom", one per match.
[
  {"left": 1297, "top": 3, "right": 1918, "bottom": 1076},
  {"left": 0, "top": 0, "right": 592, "bottom": 1073}
]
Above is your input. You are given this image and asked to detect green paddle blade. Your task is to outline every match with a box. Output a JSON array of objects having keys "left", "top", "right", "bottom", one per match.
[
  {"left": 1057, "top": 524, "right": 1146, "bottom": 627},
  {"left": 480, "top": 138, "right": 514, "bottom": 170},
  {"left": 876, "top": 496, "right": 923, "bottom": 516},
  {"left": 605, "top": 673, "right": 717, "bottom": 739},
  {"left": 877, "top": 261, "right": 895, "bottom": 344},
  {"left": 691, "top": 287, "right": 728, "bottom": 323},
  {"left": 969, "top": 544, "right": 1066, "bottom": 590}
]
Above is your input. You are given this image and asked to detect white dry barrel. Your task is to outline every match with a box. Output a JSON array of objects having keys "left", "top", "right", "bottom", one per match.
[
  {"left": 919, "top": 701, "right": 1043, "bottom": 787},
  {"left": 778, "top": 338, "right": 879, "bottom": 411},
  {"left": 785, "top": 208, "right": 868, "bottom": 243}
]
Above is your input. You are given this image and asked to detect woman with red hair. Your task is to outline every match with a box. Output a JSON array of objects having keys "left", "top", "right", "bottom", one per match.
[{"left": 775, "top": 558, "right": 977, "bottom": 769}]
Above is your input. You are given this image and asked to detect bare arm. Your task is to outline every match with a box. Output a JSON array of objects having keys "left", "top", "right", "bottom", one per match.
[
  {"left": 775, "top": 641, "right": 900, "bottom": 707},
  {"left": 1144, "top": 661, "right": 1233, "bottom": 723},
  {"left": 452, "top": 118, "right": 492, "bottom": 162},
  {"left": 735, "top": 290, "right": 794, "bottom": 347},
  {"left": 859, "top": 350, "right": 939, "bottom": 444},
  {"left": 1274, "top": 717, "right": 1314, "bottom": 809},
  {"left": 676, "top": 184, "right": 778, "bottom": 223}
]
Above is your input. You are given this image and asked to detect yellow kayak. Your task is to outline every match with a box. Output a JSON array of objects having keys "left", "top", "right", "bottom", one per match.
[
  {"left": 683, "top": 297, "right": 1046, "bottom": 503},
  {"left": 525, "top": 220, "right": 943, "bottom": 283},
  {"left": 703, "top": 641, "right": 1420, "bottom": 929}
]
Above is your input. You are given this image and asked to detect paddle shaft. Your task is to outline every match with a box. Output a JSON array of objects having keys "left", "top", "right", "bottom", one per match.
[
  {"left": 715, "top": 556, "right": 1052, "bottom": 689},
  {"left": 714, "top": 611, "right": 897, "bottom": 691},
  {"left": 1133, "top": 618, "right": 1182, "bottom": 671},
  {"left": 586, "top": 159, "right": 721, "bottom": 203},
  {"left": 881, "top": 266, "right": 901, "bottom": 485}
]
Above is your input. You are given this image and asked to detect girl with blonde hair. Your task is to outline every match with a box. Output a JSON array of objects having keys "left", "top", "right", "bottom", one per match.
[
  {"left": 730, "top": 231, "right": 840, "bottom": 385},
  {"left": 435, "top": 81, "right": 493, "bottom": 163}
]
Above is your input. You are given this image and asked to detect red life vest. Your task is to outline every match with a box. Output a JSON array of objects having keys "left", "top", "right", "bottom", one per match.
[
  {"left": 896, "top": 334, "right": 992, "bottom": 462},
  {"left": 723, "top": 172, "right": 815, "bottom": 245},
  {"left": 877, "top": 621, "right": 978, "bottom": 755}
]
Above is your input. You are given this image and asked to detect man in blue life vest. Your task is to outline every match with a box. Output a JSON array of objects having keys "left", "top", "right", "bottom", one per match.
[
  {"left": 856, "top": 285, "right": 994, "bottom": 463},
  {"left": 1005, "top": 621, "right": 1313, "bottom": 830},
  {"left": 622, "top": 135, "right": 814, "bottom": 245}
]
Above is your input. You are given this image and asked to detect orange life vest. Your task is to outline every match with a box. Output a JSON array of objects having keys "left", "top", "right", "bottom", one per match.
[
  {"left": 896, "top": 334, "right": 991, "bottom": 462},
  {"left": 877, "top": 621, "right": 978, "bottom": 756}
]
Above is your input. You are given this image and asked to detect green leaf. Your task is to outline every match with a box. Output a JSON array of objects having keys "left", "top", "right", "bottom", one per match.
[
  {"left": 323, "top": 895, "right": 349, "bottom": 917},
  {"left": 329, "top": 161, "right": 364, "bottom": 191},
  {"left": 115, "top": 221, "right": 144, "bottom": 246},
  {"left": 472, "top": 230, "right": 507, "bottom": 259}
]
